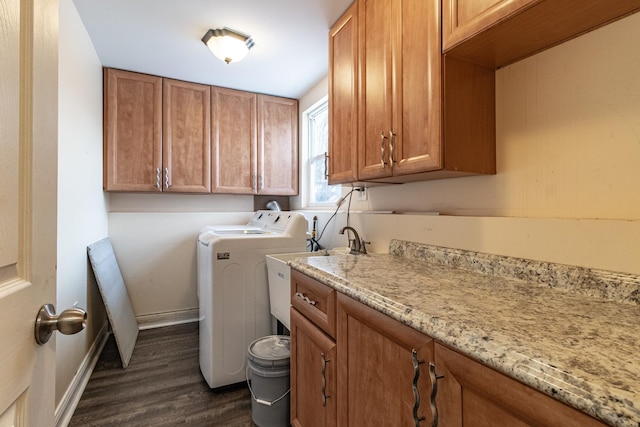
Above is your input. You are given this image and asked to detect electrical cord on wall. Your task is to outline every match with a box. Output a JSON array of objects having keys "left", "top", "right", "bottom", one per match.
[{"left": 307, "top": 187, "right": 358, "bottom": 252}]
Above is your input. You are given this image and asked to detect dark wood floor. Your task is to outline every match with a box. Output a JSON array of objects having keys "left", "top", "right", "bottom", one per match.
[{"left": 69, "top": 322, "right": 256, "bottom": 426}]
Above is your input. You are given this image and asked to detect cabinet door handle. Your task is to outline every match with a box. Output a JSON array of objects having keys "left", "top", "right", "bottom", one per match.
[
  {"left": 164, "top": 167, "right": 170, "bottom": 189},
  {"left": 259, "top": 175, "right": 264, "bottom": 191},
  {"left": 412, "top": 349, "right": 426, "bottom": 426},
  {"left": 324, "top": 152, "right": 329, "bottom": 179},
  {"left": 155, "top": 168, "right": 161, "bottom": 189},
  {"left": 321, "top": 352, "right": 331, "bottom": 407},
  {"left": 295, "top": 291, "right": 316, "bottom": 306},
  {"left": 380, "top": 131, "right": 388, "bottom": 167},
  {"left": 252, "top": 174, "right": 257, "bottom": 191},
  {"left": 389, "top": 129, "right": 396, "bottom": 166},
  {"left": 428, "top": 361, "right": 444, "bottom": 427}
]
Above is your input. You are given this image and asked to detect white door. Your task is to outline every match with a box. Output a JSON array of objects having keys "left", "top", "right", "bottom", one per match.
[{"left": 0, "top": 0, "right": 59, "bottom": 425}]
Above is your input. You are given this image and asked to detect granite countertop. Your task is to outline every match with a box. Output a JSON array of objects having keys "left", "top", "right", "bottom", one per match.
[{"left": 288, "top": 240, "right": 640, "bottom": 427}]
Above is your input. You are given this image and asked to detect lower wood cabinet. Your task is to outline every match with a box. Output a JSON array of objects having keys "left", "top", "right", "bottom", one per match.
[
  {"left": 290, "top": 271, "right": 607, "bottom": 427},
  {"left": 433, "top": 343, "right": 606, "bottom": 427},
  {"left": 336, "top": 293, "right": 434, "bottom": 426},
  {"left": 290, "top": 309, "right": 337, "bottom": 427},
  {"left": 291, "top": 269, "right": 337, "bottom": 427}
]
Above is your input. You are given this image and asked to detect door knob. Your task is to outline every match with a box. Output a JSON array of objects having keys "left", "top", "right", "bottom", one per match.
[{"left": 34, "top": 304, "right": 87, "bottom": 345}]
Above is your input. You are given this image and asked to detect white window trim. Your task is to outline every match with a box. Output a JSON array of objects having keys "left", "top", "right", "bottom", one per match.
[{"left": 301, "top": 95, "right": 341, "bottom": 209}]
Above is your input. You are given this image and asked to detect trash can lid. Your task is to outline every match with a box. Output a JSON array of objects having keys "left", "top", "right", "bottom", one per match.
[{"left": 248, "top": 335, "right": 290, "bottom": 367}]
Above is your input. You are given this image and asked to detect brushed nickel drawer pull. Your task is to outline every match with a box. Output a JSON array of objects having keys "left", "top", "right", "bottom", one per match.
[
  {"left": 389, "top": 129, "right": 396, "bottom": 166},
  {"left": 380, "top": 131, "right": 388, "bottom": 167},
  {"left": 321, "top": 352, "right": 331, "bottom": 407},
  {"left": 412, "top": 349, "right": 426, "bottom": 426},
  {"left": 324, "top": 151, "right": 329, "bottom": 179},
  {"left": 295, "top": 291, "right": 317, "bottom": 306},
  {"left": 428, "top": 361, "right": 444, "bottom": 427}
]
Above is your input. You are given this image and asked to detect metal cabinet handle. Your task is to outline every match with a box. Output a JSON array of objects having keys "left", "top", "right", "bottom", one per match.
[
  {"left": 321, "top": 352, "right": 331, "bottom": 407},
  {"left": 295, "top": 291, "right": 317, "bottom": 306},
  {"left": 380, "top": 131, "right": 388, "bottom": 167},
  {"left": 35, "top": 304, "right": 87, "bottom": 345},
  {"left": 412, "top": 349, "right": 426, "bottom": 426},
  {"left": 429, "top": 362, "right": 444, "bottom": 427},
  {"left": 164, "top": 167, "right": 170, "bottom": 189},
  {"left": 259, "top": 175, "right": 264, "bottom": 191},
  {"left": 389, "top": 129, "right": 396, "bottom": 166},
  {"left": 324, "top": 152, "right": 329, "bottom": 179},
  {"left": 156, "top": 167, "right": 161, "bottom": 189},
  {"left": 252, "top": 174, "right": 257, "bottom": 191}
]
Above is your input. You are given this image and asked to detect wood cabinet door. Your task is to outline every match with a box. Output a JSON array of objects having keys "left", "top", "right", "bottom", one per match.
[
  {"left": 443, "top": 0, "right": 640, "bottom": 69},
  {"left": 211, "top": 87, "right": 257, "bottom": 194},
  {"left": 328, "top": 2, "right": 358, "bottom": 184},
  {"left": 392, "top": 0, "right": 442, "bottom": 176},
  {"left": 162, "top": 79, "right": 211, "bottom": 193},
  {"left": 337, "top": 294, "right": 433, "bottom": 426},
  {"left": 434, "top": 343, "right": 606, "bottom": 427},
  {"left": 442, "top": 0, "right": 534, "bottom": 51},
  {"left": 103, "top": 68, "right": 162, "bottom": 191},
  {"left": 258, "top": 95, "right": 298, "bottom": 195},
  {"left": 358, "top": 0, "right": 442, "bottom": 180},
  {"left": 291, "top": 308, "right": 337, "bottom": 427},
  {"left": 357, "top": 0, "right": 394, "bottom": 180}
]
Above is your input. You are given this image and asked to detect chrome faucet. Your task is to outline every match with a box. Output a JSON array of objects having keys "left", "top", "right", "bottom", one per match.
[{"left": 339, "top": 226, "right": 369, "bottom": 255}]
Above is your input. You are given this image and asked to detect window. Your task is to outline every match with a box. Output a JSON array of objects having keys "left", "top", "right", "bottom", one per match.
[{"left": 306, "top": 98, "right": 341, "bottom": 206}]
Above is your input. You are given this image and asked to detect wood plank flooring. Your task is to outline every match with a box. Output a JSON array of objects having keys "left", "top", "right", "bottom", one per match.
[{"left": 69, "top": 322, "right": 256, "bottom": 426}]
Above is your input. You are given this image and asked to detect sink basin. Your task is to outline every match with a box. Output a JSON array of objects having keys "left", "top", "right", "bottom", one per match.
[{"left": 266, "top": 249, "right": 345, "bottom": 330}]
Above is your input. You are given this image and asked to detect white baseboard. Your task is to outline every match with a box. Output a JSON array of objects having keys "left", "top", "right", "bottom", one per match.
[
  {"left": 55, "top": 321, "right": 109, "bottom": 427},
  {"left": 136, "top": 307, "right": 199, "bottom": 330}
]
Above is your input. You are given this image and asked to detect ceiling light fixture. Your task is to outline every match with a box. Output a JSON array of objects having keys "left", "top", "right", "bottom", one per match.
[{"left": 201, "top": 27, "right": 255, "bottom": 64}]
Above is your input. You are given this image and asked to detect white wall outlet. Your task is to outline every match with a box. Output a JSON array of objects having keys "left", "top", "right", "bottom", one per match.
[{"left": 357, "top": 187, "right": 367, "bottom": 201}]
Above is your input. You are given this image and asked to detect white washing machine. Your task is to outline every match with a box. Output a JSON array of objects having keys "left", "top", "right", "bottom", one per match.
[{"left": 197, "top": 210, "right": 308, "bottom": 389}]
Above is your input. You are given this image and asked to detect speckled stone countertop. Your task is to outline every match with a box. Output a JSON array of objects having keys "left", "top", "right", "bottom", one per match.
[{"left": 288, "top": 240, "right": 640, "bottom": 427}]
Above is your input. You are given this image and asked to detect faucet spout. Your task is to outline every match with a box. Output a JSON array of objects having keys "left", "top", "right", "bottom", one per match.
[{"left": 339, "top": 226, "right": 362, "bottom": 254}]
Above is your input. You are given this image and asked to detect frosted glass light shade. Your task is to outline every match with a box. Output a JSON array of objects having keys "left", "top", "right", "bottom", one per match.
[{"left": 202, "top": 27, "right": 255, "bottom": 64}]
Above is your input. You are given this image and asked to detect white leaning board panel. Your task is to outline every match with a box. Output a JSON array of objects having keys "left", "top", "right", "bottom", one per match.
[{"left": 87, "top": 237, "right": 139, "bottom": 368}]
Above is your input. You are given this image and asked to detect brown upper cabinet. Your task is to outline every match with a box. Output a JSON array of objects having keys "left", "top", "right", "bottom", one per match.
[
  {"left": 104, "top": 69, "right": 210, "bottom": 193},
  {"left": 103, "top": 68, "right": 163, "bottom": 192},
  {"left": 211, "top": 87, "right": 257, "bottom": 194},
  {"left": 257, "top": 95, "right": 299, "bottom": 195},
  {"left": 211, "top": 90, "right": 298, "bottom": 196},
  {"left": 329, "top": 0, "right": 496, "bottom": 184},
  {"left": 358, "top": 0, "right": 444, "bottom": 181},
  {"left": 443, "top": 0, "right": 640, "bottom": 69},
  {"left": 330, "top": 0, "right": 640, "bottom": 185},
  {"left": 162, "top": 78, "right": 211, "bottom": 193},
  {"left": 104, "top": 68, "right": 298, "bottom": 195},
  {"left": 328, "top": 2, "right": 358, "bottom": 185}
]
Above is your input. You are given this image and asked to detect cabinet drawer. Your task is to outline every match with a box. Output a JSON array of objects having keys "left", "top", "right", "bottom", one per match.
[{"left": 291, "top": 269, "right": 336, "bottom": 338}]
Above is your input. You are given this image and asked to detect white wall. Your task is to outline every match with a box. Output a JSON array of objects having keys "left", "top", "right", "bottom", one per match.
[
  {"left": 108, "top": 11, "right": 640, "bottom": 325},
  {"left": 57, "top": 0, "right": 109, "bottom": 411},
  {"left": 108, "top": 210, "right": 253, "bottom": 320}
]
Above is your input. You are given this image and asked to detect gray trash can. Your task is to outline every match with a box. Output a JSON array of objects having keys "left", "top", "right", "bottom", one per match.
[{"left": 247, "top": 335, "right": 291, "bottom": 427}]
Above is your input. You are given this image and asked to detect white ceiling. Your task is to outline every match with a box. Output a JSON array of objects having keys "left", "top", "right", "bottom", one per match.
[{"left": 72, "top": 0, "right": 354, "bottom": 99}]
